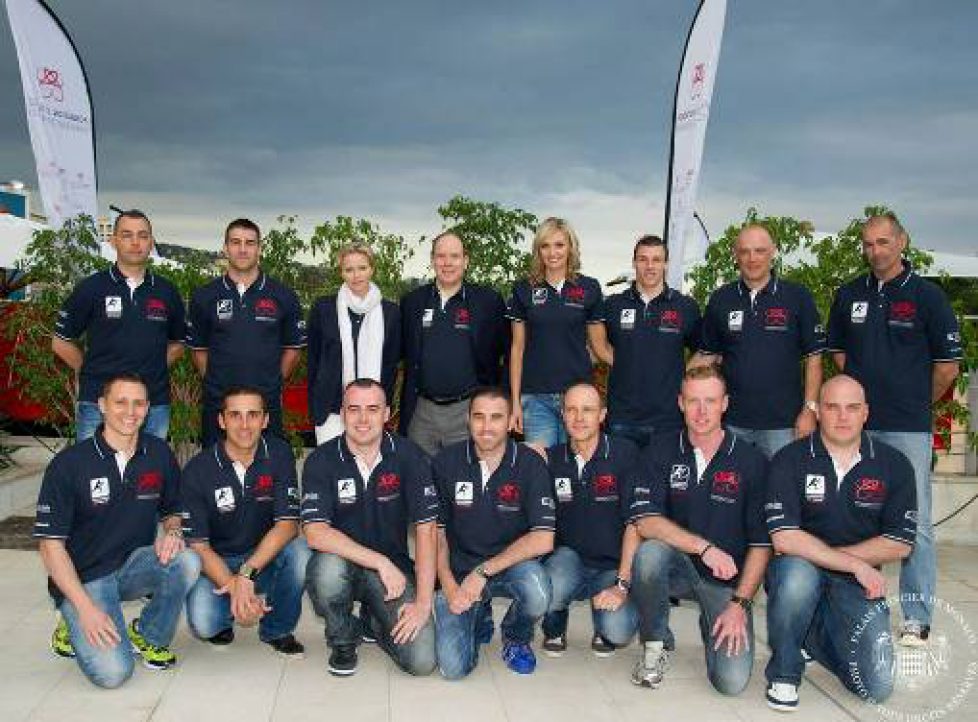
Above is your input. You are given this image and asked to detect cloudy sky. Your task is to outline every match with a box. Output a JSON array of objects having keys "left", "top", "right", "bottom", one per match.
[{"left": 1, "top": 1, "right": 976, "bottom": 282}]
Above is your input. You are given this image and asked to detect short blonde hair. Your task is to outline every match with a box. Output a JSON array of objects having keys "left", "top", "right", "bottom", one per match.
[
  {"left": 336, "top": 242, "right": 375, "bottom": 269},
  {"left": 528, "top": 217, "right": 582, "bottom": 286}
]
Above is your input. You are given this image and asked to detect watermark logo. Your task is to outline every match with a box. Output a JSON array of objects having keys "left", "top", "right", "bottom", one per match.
[{"left": 849, "top": 593, "right": 978, "bottom": 720}]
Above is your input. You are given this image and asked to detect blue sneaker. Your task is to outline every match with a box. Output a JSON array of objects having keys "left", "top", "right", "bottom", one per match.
[{"left": 502, "top": 639, "right": 537, "bottom": 675}]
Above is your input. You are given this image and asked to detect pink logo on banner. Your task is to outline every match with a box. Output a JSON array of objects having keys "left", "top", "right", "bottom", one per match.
[
  {"left": 690, "top": 62, "right": 706, "bottom": 100},
  {"left": 37, "top": 66, "right": 63, "bottom": 102}
]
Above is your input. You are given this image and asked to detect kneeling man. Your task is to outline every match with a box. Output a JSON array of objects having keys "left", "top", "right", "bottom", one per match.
[
  {"left": 541, "top": 381, "right": 640, "bottom": 657},
  {"left": 764, "top": 374, "right": 916, "bottom": 711},
  {"left": 35, "top": 373, "right": 199, "bottom": 688},
  {"left": 182, "top": 386, "right": 309, "bottom": 656},
  {"left": 433, "top": 387, "right": 555, "bottom": 677},
  {"left": 631, "top": 365, "right": 770, "bottom": 694},
  {"left": 303, "top": 379, "right": 438, "bottom": 677}
]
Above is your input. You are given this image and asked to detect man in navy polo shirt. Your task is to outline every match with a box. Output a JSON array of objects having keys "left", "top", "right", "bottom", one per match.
[
  {"left": 182, "top": 386, "right": 310, "bottom": 657},
  {"left": 186, "top": 218, "right": 306, "bottom": 446},
  {"left": 34, "top": 373, "right": 200, "bottom": 688},
  {"left": 53, "top": 209, "right": 185, "bottom": 441},
  {"left": 630, "top": 365, "right": 770, "bottom": 694},
  {"left": 692, "top": 224, "right": 825, "bottom": 458},
  {"left": 303, "top": 378, "right": 438, "bottom": 677},
  {"left": 432, "top": 387, "right": 555, "bottom": 678},
  {"left": 604, "top": 235, "right": 701, "bottom": 448},
  {"left": 400, "top": 231, "right": 508, "bottom": 456},
  {"left": 763, "top": 375, "right": 916, "bottom": 711},
  {"left": 540, "top": 381, "right": 640, "bottom": 658},
  {"left": 827, "top": 212, "right": 961, "bottom": 647}
]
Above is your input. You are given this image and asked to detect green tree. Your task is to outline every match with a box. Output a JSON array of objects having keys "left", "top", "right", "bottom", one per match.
[
  {"left": 434, "top": 195, "right": 536, "bottom": 296},
  {"left": 3, "top": 216, "right": 105, "bottom": 436}
]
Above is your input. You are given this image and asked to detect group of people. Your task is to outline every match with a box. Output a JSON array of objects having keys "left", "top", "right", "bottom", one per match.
[{"left": 34, "top": 209, "right": 961, "bottom": 714}]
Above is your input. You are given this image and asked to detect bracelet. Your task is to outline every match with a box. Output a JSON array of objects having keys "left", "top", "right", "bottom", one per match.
[{"left": 699, "top": 542, "right": 713, "bottom": 558}]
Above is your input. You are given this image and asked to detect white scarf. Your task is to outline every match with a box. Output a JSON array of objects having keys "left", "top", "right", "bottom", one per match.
[{"left": 337, "top": 282, "right": 385, "bottom": 387}]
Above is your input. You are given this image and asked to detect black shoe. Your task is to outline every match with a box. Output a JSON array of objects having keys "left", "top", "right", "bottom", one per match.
[
  {"left": 359, "top": 609, "right": 377, "bottom": 644},
  {"left": 266, "top": 634, "right": 305, "bottom": 658},
  {"left": 206, "top": 628, "right": 235, "bottom": 646},
  {"left": 591, "top": 633, "right": 616, "bottom": 658},
  {"left": 328, "top": 645, "right": 358, "bottom": 676}
]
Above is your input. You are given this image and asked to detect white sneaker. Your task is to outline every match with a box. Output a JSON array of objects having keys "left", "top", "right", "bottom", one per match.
[
  {"left": 766, "top": 681, "right": 799, "bottom": 712},
  {"left": 631, "top": 641, "right": 668, "bottom": 688}
]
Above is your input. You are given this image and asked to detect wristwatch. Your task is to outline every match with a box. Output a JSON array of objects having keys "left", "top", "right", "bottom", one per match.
[
  {"left": 475, "top": 563, "right": 492, "bottom": 580},
  {"left": 730, "top": 594, "right": 753, "bottom": 611},
  {"left": 239, "top": 563, "right": 259, "bottom": 581},
  {"left": 804, "top": 400, "right": 818, "bottom": 414},
  {"left": 614, "top": 575, "right": 631, "bottom": 593}
]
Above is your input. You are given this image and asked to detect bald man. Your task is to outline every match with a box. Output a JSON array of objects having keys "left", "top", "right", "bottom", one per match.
[
  {"left": 693, "top": 225, "right": 825, "bottom": 458},
  {"left": 763, "top": 374, "right": 917, "bottom": 711}
]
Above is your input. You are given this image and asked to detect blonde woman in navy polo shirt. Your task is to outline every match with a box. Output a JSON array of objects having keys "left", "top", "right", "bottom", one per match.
[
  {"left": 307, "top": 243, "right": 400, "bottom": 445},
  {"left": 507, "top": 218, "right": 609, "bottom": 447}
]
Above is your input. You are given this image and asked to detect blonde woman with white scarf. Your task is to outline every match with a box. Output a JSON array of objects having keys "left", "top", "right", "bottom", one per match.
[{"left": 307, "top": 244, "right": 401, "bottom": 445}]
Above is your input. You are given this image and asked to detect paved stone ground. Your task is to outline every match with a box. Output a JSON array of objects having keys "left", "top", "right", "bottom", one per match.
[{"left": 1, "top": 545, "right": 977, "bottom": 721}]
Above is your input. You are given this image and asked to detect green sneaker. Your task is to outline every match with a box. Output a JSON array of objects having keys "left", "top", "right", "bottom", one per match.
[
  {"left": 127, "top": 619, "right": 176, "bottom": 670},
  {"left": 50, "top": 617, "right": 75, "bottom": 659}
]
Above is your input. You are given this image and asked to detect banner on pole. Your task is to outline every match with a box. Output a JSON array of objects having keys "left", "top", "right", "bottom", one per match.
[
  {"left": 5, "top": 0, "right": 97, "bottom": 228},
  {"left": 664, "top": 0, "right": 726, "bottom": 289}
]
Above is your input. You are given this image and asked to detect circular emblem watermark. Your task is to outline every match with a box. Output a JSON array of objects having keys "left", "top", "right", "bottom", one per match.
[{"left": 848, "top": 593, "right": 978, "bottom": 720}]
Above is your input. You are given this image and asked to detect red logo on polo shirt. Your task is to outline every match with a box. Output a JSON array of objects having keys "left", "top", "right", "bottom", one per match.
[
  {"left": 136, "top": 471, "right": 163, "bottom": 495},
  {"left": 712, "top": 470, "right": 740, "bottom": 495},
  {"left": 890, "top": 301, "right": 916, "bottom": 323},
  {"left": 765, "top": 307, "right": 788, "bottom": 328},
  {"left": 564, "top": 286, "right": 586, "bottom": 303},
  {"left": 660, "top": 309, "right": 681, "bottom": 329},
  {"left": 593, "top": 474, "right": 618, "bottom": 499},
  {"left": 454, "top": 308, "right": 471, "bottom": 325},
  {"left": 145, "top": 298, "right": 168, "bottom": 320},
  {"left": 855, "top": 477, "right": 886, "bottom": 504},
  {"left": 377, "top": 473, "right": 401, "bottom": 499},
  {"left": 255, "top": 298, "right": 278, "bottom": 317},
  {"left": 497, "top": 482, "right": 521, "bottom": 506},
  {"left": 254, "top": 474, "right": 274, "bottom": 497}
]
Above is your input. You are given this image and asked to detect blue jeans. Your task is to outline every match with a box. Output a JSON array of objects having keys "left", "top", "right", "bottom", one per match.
[
  {"left": 868, "top": 430, "right": 933, "bottom": 626},
  {"left": 521, "top": 393, "right": 566, "bottom": 447},
  {"left": 542, "top": 546, "right": 637, "bottom": 645},
  {"left": 306, "top": 553, "right": 436, "bottom": 676},
  {"left": 606, "top": 421, "right": 657, "bottom": 449},
  {"left": 76, "top": 401, "right": 170, "bottom": 442},
  {"left": 434, "top": 559, "right": 551, "bottom": 680},
  {"left": 765, "top": 555, "right": 894, "bottom": 703},
  {"left": 631, "top": 540, "right": 753, "bottom": 695},
  {"left": 726, "top": 425, "right": 794, "bottom": 460},
  {"left": 59, "top": 545, "right": 201, "bottom": 689},
  {"left": 186, "top": 538, "right": 310, "bottom": 643}
]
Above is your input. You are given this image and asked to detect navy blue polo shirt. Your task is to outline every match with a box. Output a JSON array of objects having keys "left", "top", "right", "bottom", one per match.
[
  {"left": 54, "top": 266, "right": 186, "bottom": 405},
  {"left": 182, "top": 435, "right": 299, "bottom": 557},
  {"left": 637, "top": 430, "right": 770, "bottom": 585},
  {"left": 506, "top": 275, "right": 604, "bottom": 394},
  {"left": 400, "top": 282, "right": 508, "bottom": 433},
  {"left": 827, "top": 262, "right": 962, "bottom": 432},
  {"left": 33, "top": 430, "right": 181, "bottom": 603},
  {"left": 604, "top": 285, "right": 701, "bottom": 428},
  {"left": 418, "top": 286, "right": 479, "bottom": 399},
  {"left": 547, "top": 434, "right": 641, "bottom": 570},
  {"left": 186, "top": 272, "right": 306, "bottom": 408},
  {"left": 699, "top": 276, "right": 825, "bottom": 429},
  {"left": 300, "top": 433, "right": 438, "bottom": 576},
  {"left": 765, "top": 433, "right": 917, "bottom": 550},
  {"left": 433, "top": 439, "right": 556, "bottom": 581}
]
